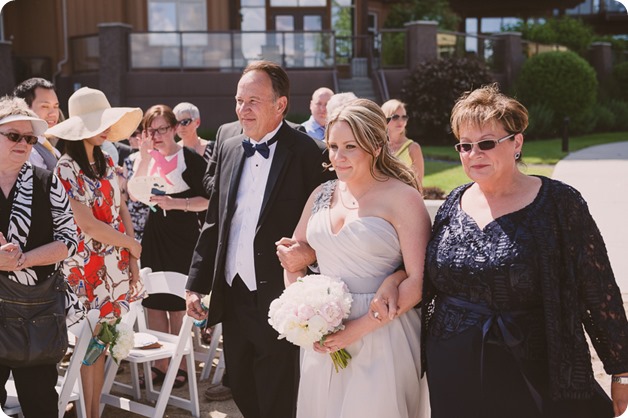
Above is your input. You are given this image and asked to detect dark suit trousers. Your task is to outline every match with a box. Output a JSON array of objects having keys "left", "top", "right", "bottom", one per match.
[
  {"left": 223, "top": 275, "right": 299, "bottom": 418},
  {"left": 0, "top": 363, "right": 58, "bottom": 417}
]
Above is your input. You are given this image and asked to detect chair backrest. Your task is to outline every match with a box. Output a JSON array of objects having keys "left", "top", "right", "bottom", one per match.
[
  {"left": 58, "top": 309, "right": 101, "bottom": 418},
  {"left": 140, "top": 267, "right": 187, "bottom": 299}
]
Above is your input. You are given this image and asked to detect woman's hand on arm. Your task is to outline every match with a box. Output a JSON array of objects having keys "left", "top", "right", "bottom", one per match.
[
  {"left": 69, "top": 197, "right": 141, "bottom": 258},
  {"left": 0, "top": 233, "right": 21, "bottom": 270},
  {"left": 370, "top": 269, "right": 408, "bottom": 321}
]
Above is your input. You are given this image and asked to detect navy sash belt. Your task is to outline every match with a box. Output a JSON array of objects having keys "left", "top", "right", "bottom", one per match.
[{"left": 441, "top": 296, "right": 543, "bottom": 412}]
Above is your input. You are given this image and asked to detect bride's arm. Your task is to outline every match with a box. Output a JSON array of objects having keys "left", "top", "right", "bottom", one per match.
[
  {"left": 316, "top": 187, "right": 431, "bottom": 352},
  {"left": 282, "top": 185, "right": 322, "bottom": 288}
]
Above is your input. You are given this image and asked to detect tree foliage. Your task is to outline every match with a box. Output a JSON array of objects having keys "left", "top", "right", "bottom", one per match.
[
  {"left": 503, "top": 17, "right": 594, "bottom": 56},
  {"left": 401, "top": 57, "right": 494, "bottom": 144},
  {"left": 384, "top": 0, "right": 459, "bottom": 30}
]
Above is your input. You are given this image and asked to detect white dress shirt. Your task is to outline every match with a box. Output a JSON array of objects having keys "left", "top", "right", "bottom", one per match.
[{"left": 224, "top": 123, "right": 282, "bottom": 291}]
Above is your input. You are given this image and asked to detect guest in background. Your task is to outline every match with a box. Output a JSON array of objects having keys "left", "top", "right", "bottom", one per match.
[
  {"left": 173, "top": 102, "right": 214, "bottom": 162},
  {"left": 48, "top": 87, "right": 144, "bottom": 418},
  {"left": 13, "top": 77, "right": 61, "bottom": 171},
  {"left": 381, "top": 99, "right": 424, "bottom": 187},
  {"left": 326, "top": 92, "right": 357, "bottom": 122},
  {"left": 418, "top": 84, "right": 628, "bottom": 418},
  {"left": 299, "top": 87, "right": 334, "bottom": 141},
  {"left": 0, "top": 95, "right": 83, "bottom": 418},
  {"left": 130, "top": 104, "right": 209, "bottom": 388},
  {"left": 119, "top": 127, "right": 149, "bottom": 241}
]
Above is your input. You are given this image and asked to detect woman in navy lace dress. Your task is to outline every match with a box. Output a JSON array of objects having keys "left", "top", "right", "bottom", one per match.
[{"left": 419, "top": 84, "right": 628, "bottom": 417}]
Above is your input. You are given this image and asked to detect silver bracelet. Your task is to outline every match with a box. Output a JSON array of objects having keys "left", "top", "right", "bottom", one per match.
[{"left": 612, "top": 375, "right": 628, "bottom": 384}]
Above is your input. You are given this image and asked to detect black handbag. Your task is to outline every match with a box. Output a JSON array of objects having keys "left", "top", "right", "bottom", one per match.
[{"left": 0, "top": 269, "right": 69, "bottom": 367}]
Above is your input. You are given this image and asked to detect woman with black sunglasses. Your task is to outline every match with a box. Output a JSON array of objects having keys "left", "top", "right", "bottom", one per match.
[
  {"left": 173, "top": 102, "right": 214, "bottom": 162},
  {"left": 381, "top": 99, "right": 424, "bottom": 189},
  {"left": 373, "top": 84, "right": 628, "bottom": 417}
]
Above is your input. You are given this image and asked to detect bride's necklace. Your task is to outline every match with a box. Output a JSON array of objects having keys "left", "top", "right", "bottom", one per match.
[{"left": 338, "top": 182, "right": 374, "bottom": 210}]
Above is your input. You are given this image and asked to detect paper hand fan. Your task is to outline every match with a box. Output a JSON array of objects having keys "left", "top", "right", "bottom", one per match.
[{"left": 127, "top": 176, "right": 168, "bottom": 207}]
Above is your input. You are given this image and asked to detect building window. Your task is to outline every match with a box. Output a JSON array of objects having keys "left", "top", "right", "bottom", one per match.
[
  {"left": 241, "top": 0, "right": 266, "bottom": 31},
  {"left": 148, "top": 0, "right": 207, "bottom": 32},
  {"left": 270, "top": 0, "right": 326, "bottom": 6}
]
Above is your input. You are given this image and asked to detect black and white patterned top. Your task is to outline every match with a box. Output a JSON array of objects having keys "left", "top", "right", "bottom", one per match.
[{"left": 0, "top": 163, "right": 84, "bottom": 328}]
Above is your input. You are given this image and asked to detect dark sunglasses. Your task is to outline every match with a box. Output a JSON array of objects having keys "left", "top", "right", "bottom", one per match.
[
  {"left": 0, "top": 131, "right": 39, "bottom": 145},
  {"left": 454, "top": 133, "right": 515, "bottom": 153},
  {"left": 386, "top": 114, "right": 409, "bottom": 123},
  {"left": 178, "top": 118, "right": 194, "bottom": 127}
]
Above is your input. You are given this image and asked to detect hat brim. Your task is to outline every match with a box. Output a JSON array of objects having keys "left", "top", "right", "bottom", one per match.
[
  {"left": 0, "top": 115, "right": 48, "bottom": 136},
  {"left": 46, "top": 107, "right": 142, "bottom": 142}
]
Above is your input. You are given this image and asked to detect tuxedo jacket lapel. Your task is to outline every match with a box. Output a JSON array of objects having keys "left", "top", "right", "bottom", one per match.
[
  {"left": 258, "top": 123, "right": 291, "bottom": 230},
  {"left": 223, "top": 137, "right": 247, "bottom": 221}
]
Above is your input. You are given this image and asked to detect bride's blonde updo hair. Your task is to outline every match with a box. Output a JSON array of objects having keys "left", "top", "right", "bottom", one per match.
[{"left": 326, "top": 98, "right": 419, "bottom": 191}]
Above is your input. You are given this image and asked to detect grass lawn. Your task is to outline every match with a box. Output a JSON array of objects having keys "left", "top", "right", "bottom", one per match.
[{"left": 422, "top": 131, "right": 627, "bottom": 193}]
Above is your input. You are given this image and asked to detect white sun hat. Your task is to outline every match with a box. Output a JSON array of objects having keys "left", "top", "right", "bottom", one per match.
[
  {"left": 46, "top": 87, "right": 142, "bottom": 142},
  {"left": 0, "top": 114, "right": 48, "bottom": 136}
]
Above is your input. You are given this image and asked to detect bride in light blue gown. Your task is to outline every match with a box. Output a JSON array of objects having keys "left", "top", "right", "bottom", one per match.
[{"left": 284, "top": 99, "right": 431, "bottom": 418}]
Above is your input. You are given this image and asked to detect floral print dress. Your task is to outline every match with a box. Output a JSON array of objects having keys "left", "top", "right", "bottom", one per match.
[{"left": 57, "top": 154, "right": 143, "bottom": 319}]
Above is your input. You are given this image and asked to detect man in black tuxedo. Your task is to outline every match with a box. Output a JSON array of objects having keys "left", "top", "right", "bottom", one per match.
[{"left": 186, "top": 61, "right": 329, "bottom": 418}]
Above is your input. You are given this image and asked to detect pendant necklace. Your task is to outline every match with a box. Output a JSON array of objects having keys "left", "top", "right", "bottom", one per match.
[{"left": 338, "top": 182, "right": 373, "bottom": 210}]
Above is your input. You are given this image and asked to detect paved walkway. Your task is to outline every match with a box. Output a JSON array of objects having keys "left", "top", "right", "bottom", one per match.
[
  {"left": 552, "top": 141, "right": 628, "bottom": 292},
  {"left": 552, "top": 140, "right": 628, "bottom": 399}
]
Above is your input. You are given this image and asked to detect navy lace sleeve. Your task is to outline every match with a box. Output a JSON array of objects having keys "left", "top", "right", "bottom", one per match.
[{"left": 557, "top": 183, "right": 628, "bottom": 375}]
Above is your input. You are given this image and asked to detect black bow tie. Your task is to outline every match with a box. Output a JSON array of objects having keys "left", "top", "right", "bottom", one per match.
[{"left": 242, "top": 136, "right": 278, "bottom": 159}]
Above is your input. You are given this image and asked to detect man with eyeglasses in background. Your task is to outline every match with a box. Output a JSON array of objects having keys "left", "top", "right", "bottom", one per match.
[{"left": 13, "top": 78, "right": 62, "bottom": 171}]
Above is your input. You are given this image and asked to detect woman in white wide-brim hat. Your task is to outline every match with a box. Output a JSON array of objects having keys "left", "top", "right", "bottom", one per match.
[{"left": 48, "top": 87, "right": 145, "bottom": 418}]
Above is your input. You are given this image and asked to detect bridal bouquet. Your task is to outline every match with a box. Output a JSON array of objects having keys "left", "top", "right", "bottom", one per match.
[
  {"left": 83, "top": 318, "right": 135, "bottom": 365},
  {"left": 268, "top": 274, "right": 353, "bottom": 372}
]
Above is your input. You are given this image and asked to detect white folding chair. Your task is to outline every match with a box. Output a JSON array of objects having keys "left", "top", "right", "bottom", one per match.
[
  {"left": 100, "top": 267, "right": 200, "bottom": 418},
  {"left": 3, "top": 309, "right": 100, "bottom": 418},
  {"left": 199, "top": 323, "right": 226, "bottom": 383}
]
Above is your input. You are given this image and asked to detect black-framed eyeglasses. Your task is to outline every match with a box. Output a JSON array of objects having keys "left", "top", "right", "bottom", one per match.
[
  {"left": 386, "top": 114, "right": 409, "bottom": 123},
  {"left": 454, "top": 133, "right": 515, "bottom": 153},
  {"left": 178, "top": 118, "right": 194, "bottom": 127},
  {"left": 0, "top": 131, "right": 39, "bottom": 145},
  {"left": 147, "top": 126, "right": 171, "bottom": 137}
]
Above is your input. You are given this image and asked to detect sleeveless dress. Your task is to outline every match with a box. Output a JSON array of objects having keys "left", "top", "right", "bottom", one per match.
[
  {"left": 394, "top": 139, "right": 414, "bottom": 167},
  {"left": 297, "top": 180, "right": 430, "bottom": 418}
]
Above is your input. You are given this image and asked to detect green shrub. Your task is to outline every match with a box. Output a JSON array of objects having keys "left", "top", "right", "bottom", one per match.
[
  {"left": 592, "top": 104, "right": 616, "bottom": 132},
  {"left": 605, "top": 99, "right": 628, "bottom": 130},
  {"left": 612, "top": 62, "right": 628, "bottom": 101},
  {"left": 515, "top": 51, "right": 597, "bottom": 131},
  {"left": 569, "top": 107, "right": 597, "bottom": 136},
  {"left": 401, "top": 57, "right": 494, "bottom": 144},
  {"left": 525, "top": 103, "right": 556, "bottom": 139}
]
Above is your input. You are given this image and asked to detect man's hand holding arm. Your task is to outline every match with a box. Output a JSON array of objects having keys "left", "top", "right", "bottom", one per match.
[{"left": 276, "top": 237, "right": 317, "bottom": 273}]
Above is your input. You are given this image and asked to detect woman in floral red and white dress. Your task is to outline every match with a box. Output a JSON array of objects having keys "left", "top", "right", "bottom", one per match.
[{"left": 49, "top": 87, "right": 144, "bottom": 418}]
